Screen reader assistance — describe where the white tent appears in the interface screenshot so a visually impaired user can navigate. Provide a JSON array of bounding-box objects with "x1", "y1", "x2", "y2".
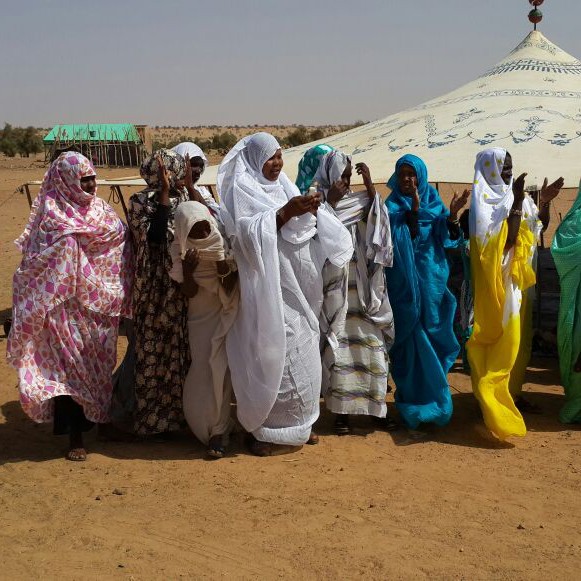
[{"x1": 201, "y1": 31, "x2": 581, "y2": 188}]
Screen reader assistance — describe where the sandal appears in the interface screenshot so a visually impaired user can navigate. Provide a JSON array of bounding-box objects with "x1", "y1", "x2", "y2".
[
  {"x1": 66, "y1": 447, "x2": 87, "y2": 462},
  {"x1": 306, "y1": 431, "x2": 319, "y2": 445},
  {"x1": 334, "y1": 414, "x2": 351, "y2": 436},
  {"x1": 207, "y1": 435, "x2": 225, "y2": 459}
]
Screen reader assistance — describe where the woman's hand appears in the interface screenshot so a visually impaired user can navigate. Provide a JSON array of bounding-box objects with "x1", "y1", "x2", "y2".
[
  {"x1": 284, "y1": 194, "x2": 320, "y2": 218},
  {"x1": 277, "y1": 194, "x2": 320, "y2": 229},
  {"x1": 157, "y1": 154, "x2": 170, "y2": 196},
  {"x1": 356, "y1": 162, "x2": 376, "y2": 199},
  {"x1": 326, "y1": 180, "x2": 349, "y2": 207},
  {"x1": 183, "y1": 153, "x2": 194, "y2": 192},
  {"x1": 411, "y1": 186, "x2": 420, "y2": 212},
  {"x1": 449, "y1": 189, "x2": 470, "y2": 220},
  {"x1": 513, "y1": 172, "x2": 527, "y2": 203},
  {"x1": 539, "y1": 176, "x2": 564, "y2": 205},
  {"x1": 182, "y1": 248, "x2": 199, "y2": 273},
  {"x1": 217, "y1": 260, "x2": 237, "y2": 293}
]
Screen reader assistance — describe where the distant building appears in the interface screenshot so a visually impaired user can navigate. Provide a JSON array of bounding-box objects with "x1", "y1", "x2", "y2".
[{"x1": 43, "y1": 123, "x2": 149, "y2": 167}]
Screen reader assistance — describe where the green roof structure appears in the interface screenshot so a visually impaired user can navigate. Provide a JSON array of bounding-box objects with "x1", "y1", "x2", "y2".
[{"x1": 44, "y1": 124, "x2": 141, "y2": 143}]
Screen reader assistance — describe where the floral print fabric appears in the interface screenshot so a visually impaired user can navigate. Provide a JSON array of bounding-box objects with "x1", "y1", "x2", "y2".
[
  {"x1": 7, "y1": 151, "x2": 133, "y2": 423},
  {"x1": 128, "y1": 186, "x2": 190, "y2": 435}
]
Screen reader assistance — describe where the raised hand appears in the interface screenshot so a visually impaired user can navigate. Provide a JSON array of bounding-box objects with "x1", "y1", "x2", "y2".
[
  {"x1": 355, "y1": 162, "x2": 372, "y2": 187},
  {"x1": 157, "y1": 154, "x2": 170, "y2": 195},
  {"x1": 539, "y1": 176, "x2": 564, "y2": 205},
  {"x1": 183, "y1": 153, "x2": 194, "y2": 191},
  {"x1": 513, "y1": 172, "x2": 527, "y2": 203},
  {"x1": 450, "y1": 189, "x2": 470, "y2": 219}
]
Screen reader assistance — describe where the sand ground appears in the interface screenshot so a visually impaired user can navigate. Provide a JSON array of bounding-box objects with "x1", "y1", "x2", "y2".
[{"x1": 0, "y1": 155, "x2": 579, "y2": 580}]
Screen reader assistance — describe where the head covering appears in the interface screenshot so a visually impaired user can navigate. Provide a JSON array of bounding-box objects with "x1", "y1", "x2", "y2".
[
  {"x1": 295, "y1": 144, "x2": 334, "y2": 194},
  {"x1": 469, "y1": 148, "x2": 514, "y2": 244},
  {"x1": 314, "y1": 150, "x2": 352, "y2": 192},
  {"x1": 173, "y1": 201, "x2": 225, "y2": 262},
  {"x1": 241, "y1": 132, "x2": 280, "y2": 176},
  {"x1": 140, "y1": 148, "x2": 186, "y2": 190},
  {"x1": 8, "y1": 152, "x2": 132, "y2": 362},
  {"x1": 218, "y1": 132, "x2": 318, "y2": 245},
  {"x1": 386, "y1": 154, "x2": 448, "y2": 222},
  {"x1": 172, "y1": 142, "x2": 209, "y2": 170}
]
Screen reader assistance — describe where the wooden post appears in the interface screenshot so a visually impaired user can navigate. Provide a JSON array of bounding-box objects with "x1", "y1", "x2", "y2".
[{"x1": 23, "y1": 184, "x2": 33, "y2": 208}]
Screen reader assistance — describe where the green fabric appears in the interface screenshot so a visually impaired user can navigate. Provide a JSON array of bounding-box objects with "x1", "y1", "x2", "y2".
[
  {"x1": 44, "y1": 124, "x2": 141, "y2": 143},
  {"x1": 295, "y1": 144, "x2": 334, "y2": 194},
  {"x1": 551, "y1": 184, "x2": 581, "y2": 423}
]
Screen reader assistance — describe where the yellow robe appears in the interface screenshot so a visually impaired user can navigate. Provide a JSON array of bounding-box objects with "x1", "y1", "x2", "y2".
[{"x1": 467, "y1": 220, "x2": 536, "y2": 440}]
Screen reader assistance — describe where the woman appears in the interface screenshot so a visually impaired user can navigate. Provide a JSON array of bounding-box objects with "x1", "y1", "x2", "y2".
[
  {"x1": 551, "y1": 182, "x2": 581, "y2": 424},
  {"x1": 218, "y1": 132, "x2": 353, "y2": 456},
  {"x1": 467, "y1": 148, "x2": 562, "y2": 439},
  {"x1": 172, "y1": 142, "x2": 221, "y2": 218},
  {"x1": 309, "y1": 148, "x2": 395, "y2": 434},
  {"x1": 128, "y1": 149, "x2": 190, "y2": 436},
  {"x1": 7, "y1": 152, "x2": 132, "y2": 461},
  {"x1": 169, "y1": 201, "x2": 239, "y2": 457},
  {"x1": 385, "y1": 154, "x2": 468, "y2": 430}
]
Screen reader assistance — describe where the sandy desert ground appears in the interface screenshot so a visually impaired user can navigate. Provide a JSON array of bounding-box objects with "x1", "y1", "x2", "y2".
[{"x1": 0, "y1": 152, "x2": 579, "y2": 580}]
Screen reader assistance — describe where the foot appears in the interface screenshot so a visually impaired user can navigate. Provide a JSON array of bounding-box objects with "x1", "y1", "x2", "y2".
[
  {"x1": 334, "y1": 414, "x2": 351, "y2": 436},
  {"x1": 67, "y1": 431, "x2": 87, "y2": 461},
  {"x1": 514, "y1": 396, "x2": 542, "y2": 415},
  {"x1": 66, "y1": 447, "x2": 87, "y2": 461},
  {"x1": 373, "y1": 415, "x2": 400, "y2": 432},
  {"x1": 306, "y1": 431, "x2": 319, "y2": 445},
  {"x1": 247, "y1": 436, "x2": 299, "y2": 457},
  {"x1": 207, "y1": 435, "x2": 225, "y2": 459}
]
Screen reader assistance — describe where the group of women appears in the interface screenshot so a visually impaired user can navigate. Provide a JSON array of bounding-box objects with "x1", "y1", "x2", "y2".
[{"x1": 7, "y1": 134, "x2": 581, "y2": 461}]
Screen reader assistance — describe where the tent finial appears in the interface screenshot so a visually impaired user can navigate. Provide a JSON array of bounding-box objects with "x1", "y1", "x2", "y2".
[{"x1": 528, "y1": 0, "x2": 544, "y2": 31}]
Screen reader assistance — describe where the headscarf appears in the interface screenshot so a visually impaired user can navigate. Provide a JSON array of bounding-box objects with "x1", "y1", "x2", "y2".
[
  {"x1": 386, "y1": 154, "x2": 449, "y2": 223},
  {"x1": 140, "y1": 148, "x2": 186, "y2": 190},
  {"x1": 173, "y1": 201, "x2": 225, "y2": 262},
  {"x1": 219, "y1": 132, "x2": 318, "y2": 245},
  {"x1": 172, "y1": 142, "x2": 209, "y2": 170},
  {"x1": 295, "y1": 144, "x2": 334, "y2": 194},
  {"x1": 469, "y1": 148, "x2": 514, "y2": 245},
  {"x1": 8, "y1": 152, "x2": 132, "y2": 361}
]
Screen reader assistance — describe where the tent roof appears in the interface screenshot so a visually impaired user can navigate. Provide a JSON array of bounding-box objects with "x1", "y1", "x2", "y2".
[
  {"x1": 199, "y1": 31, "x2": 581, "y2": 188},
  {"x1": 44, "y1": 124, "x2": 142, "y2": 143}
]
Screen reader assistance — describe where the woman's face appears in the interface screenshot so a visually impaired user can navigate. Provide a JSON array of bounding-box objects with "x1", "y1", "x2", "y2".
[
  {"x1": 501, "y1": 153, "x2": 513, "y2": 185},
  {"x1": 188, "y1": 220, "x2": 211, "y2": 240},
  {"x1": 190, "y1": 156, "x2": 205, "y2": 184},
  {"x1": 341, "y1": 162, "x2": 352, "y2": 188},
  {"x1": 80, "y1": 175, "x2": 97, "y2": 195},
  {"x1": 262, "y1": 149, "x2": 284, "y2": 182},
  {"x1": 397, "y1": 164, "x2": 417, "y2": 196}
]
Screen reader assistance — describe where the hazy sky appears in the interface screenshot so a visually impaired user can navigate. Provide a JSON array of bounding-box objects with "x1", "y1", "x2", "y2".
[{"x1": 1, "y1": 0, "x2": 579, "y2": 127}]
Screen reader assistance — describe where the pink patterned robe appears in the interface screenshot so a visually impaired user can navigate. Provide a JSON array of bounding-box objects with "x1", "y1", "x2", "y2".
[{"x1": 7, "y1": 152, "x2": 132, "y2": 424}]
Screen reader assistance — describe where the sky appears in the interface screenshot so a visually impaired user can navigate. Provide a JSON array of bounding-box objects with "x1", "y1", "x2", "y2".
[{"x1": 1, "y1": 0, "x2": 579, "y2": 127}]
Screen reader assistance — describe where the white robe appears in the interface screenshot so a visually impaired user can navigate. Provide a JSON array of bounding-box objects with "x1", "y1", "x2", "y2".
[{"x1": 218, "y1": 133, "x2": 353, "y2": 445}]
